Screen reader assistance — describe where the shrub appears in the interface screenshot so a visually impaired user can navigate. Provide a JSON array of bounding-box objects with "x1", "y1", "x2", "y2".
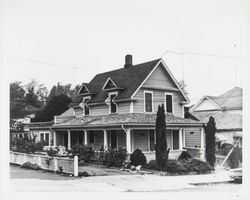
[
  {"x1": 143, "y1": 159, "x2": 212, "y2": 174},
  {"x1": 130, "y1": 149, "x2": 147, "y2": 167},
  {"x1": 69, "y1": 144, "x2": 95, "y2": 162},
  {"x1": 46, "y1": 146, "x2": 59, "y2": 157},
  {"x1": 21, "y1": 161, "x2": 41, "y2": 170},
  {"x1": 102, "y1": 147, "x2": 127, "y2": 167},
  {"x1": 178, "y1": 151, "x2": 192, "y2": 161}
]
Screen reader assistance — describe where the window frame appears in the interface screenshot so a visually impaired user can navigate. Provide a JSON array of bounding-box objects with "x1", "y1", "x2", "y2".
[
  {"x1": 82, "y1": 97, "x2": 91, "y2": 116},
  {"x1": 144, "y1": 90, "x2": 154, "y2": 113},
  {"x1": 165, "y1": 92, "x2": 174, "y2": 114},
  {"x1": 109, "y1": 92, "x2": 118, "y2": 114}
]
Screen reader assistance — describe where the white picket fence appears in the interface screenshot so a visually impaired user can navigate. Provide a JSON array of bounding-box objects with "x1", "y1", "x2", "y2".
[{"x1": 10, "y1": 151, "x2": 78, "y2": 176}]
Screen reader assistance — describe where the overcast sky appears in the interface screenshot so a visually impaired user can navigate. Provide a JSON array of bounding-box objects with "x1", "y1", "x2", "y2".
[{"x1": 2, "y1": 0, "x2": 248, "y2": 104}]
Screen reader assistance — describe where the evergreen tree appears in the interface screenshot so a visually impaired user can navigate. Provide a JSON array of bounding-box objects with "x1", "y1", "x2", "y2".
[
  {"x1": 155, "y1": 104, "x2": 170, "y2": 171},
  {"x1": 33, "y1": 94, "x2": 71, "y2": 122},
  {"x1": 204, "y1": 116, "x2": 216, "y2": 168}
]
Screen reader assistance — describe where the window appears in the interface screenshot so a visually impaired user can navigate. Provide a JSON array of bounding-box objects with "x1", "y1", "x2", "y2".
[
  {"x1": 172, "y1": 130, "x2": 179, "y2": 150},
  {"x1": 40, "y1": 133, "x2": 44, "y2": 142},
  {"x1": 144, "y1": 91, "x2": 153, "y2": 112},
  {"x1": 89, "y1": 131, "x2": 95, "y2": 143},
  {"x1": 83, "y1": 97, "x2": 90, "y2": 115},
  {"x1": 109, "y1": 93, "x2": 117, "y2": 113},
  {"x1": 149, "y1": 130, "x2": 155, "y2": 151},
  {"x1": 45, "y1": 133, "x2": 49, "y2": 145},
  {"x1": 165, "y1": 94, "x2": 173, "y2": 113}
]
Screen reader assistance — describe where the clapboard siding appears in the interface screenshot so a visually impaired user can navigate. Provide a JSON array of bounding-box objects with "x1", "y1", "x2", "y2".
[
  {"x1": 133, "y1": 130, "x2": 149, "y2": 151},
  {"x1": 133, "y1": 89, "x2": 184, "y2": 117},
  {"x1": 118, "y1": 102, "x2": 130, "y2": 114},
  {"x1": 90, "y1": 104, "x2": 109, "y2": 116},
  {"x1": 144, "y1": 64, "x2": 177, "y2": 88},
  {"x1": 184, "y1": 128, "x2": 201, "y2": 148}
]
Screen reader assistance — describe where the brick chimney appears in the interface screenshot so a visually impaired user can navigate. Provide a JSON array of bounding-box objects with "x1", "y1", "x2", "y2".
[{"x1": 124, "y1": 54, "x2": 133, "y2": 68}]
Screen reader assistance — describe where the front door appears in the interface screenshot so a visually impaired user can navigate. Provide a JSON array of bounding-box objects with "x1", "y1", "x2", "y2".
[{"x1": 111, "y1": 130, "x2": 117, "y2": 149}]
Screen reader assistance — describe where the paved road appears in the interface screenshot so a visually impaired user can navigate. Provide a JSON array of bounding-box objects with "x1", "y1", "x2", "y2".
[{"x1": 10, "y1": 165, "x2": 242, "y2": 194}]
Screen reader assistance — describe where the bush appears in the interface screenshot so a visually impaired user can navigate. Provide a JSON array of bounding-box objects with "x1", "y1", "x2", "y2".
[
  {"x1": 178, "y1": 151, "x2": 192, "y2": 161},
  {"x1": 143, "y1": 159, "x2": 212, "y2": 174},
  {"x1": 46, "y1": 146, "x2": 59, "y2": 157},
  {"x1": 102, "y1": 147, "x2": 127, "y2": 167},
  {"x1": 130, "y1": 149, "x2": 147, "y2": 167},
  {"x1": 69, "y1": 144, "x2": 95, "y2": 162},
  {"x1": 21, "y1": 161, "x2": 41, "y2": 170}
]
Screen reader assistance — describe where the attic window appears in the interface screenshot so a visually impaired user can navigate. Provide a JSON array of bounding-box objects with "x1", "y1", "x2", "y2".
[
  {"x1": 102, "y1": 77, "x2": 117, "y2": 90},
  {"x1": 165, "y1": 93, "x2": 173, "y2": 113}
]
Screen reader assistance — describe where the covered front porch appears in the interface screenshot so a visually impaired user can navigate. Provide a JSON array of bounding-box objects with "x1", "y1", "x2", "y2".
[{"x1": 51, "y1": 127, "x2": 205, "y2": 161}]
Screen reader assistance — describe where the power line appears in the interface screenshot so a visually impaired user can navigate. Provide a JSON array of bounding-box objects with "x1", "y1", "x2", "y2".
[
  {"x1": 161, "y1": 50, "x2": 244, "y2": 59},
  {"x1": 9, "y1": 57, "x2": 81, "y2": 70}
]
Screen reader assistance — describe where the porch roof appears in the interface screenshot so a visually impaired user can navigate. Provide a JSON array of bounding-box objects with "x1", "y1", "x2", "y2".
[{"x1": 52, "y1": 113, "x2": 203, "y2": 129}]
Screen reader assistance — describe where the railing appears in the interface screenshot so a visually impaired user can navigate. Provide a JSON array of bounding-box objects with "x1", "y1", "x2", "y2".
[{"x1": 10, "y1": 151, "x2": 78, "y2": 176}]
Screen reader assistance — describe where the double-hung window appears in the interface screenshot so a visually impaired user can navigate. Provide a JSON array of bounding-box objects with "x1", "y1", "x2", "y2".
[
  {"x1": 144, "y1": 91, "x2": 153, "y2": 113},
  {"x1": 83, "y1": 97, "x2": 90, "y2": 116},
  {"x1": 165, "y1": 93, "x2": 173, "y2": 113},
  {"x1": 109, "y1": 93, "x2": 117, "y2": 114}
]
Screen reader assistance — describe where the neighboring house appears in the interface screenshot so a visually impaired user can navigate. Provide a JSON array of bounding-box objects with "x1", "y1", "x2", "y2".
[
  {"x1": 27, "y1": 121, "x2": 54, "y2": 145},
  {"x1": 47, "y1": 55, "x2": 205, "y2": 161},
  {"x1": 190, "y1": 87, "x2": 242, "y2": 147}
]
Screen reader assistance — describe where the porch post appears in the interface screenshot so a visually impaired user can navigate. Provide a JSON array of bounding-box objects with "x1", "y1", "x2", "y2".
[
  {"x1": 200, "y1": 128, "x2": 205, "y2": 160},
  {"x1": 103, "y1": 130, "x2": 108, "y2": 150},
  {"x1": 126, "y1": 129, "x2": 132, "y2": 153},
  {"x1": 201, "y1": 128, "x2": 205, "y2": 148},
  {"x1": 179, "y1": 128, "x2": 183, "y2": 150},
  {"x1": 49, "y1": 132, "x2": 52, "y2": 146},
  {"x1": 84, "y1": 130, "x2": 88, "y2": 145},
  {"x1": 67, "y1": 130, "x2": 71, "y2": 149},
  {"x1": 53, "y1": 131, "x2": 57, "y2": 146}
]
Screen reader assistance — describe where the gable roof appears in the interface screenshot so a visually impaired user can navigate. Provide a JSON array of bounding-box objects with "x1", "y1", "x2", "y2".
[
  {"x1": 102, "y1": 77, "x2": 118, "y2": 90},
  {"x1": 191, "y1": 111, "x2": 242, "y2": 131},
  {"x1": 70, "y1": 58, "x2": 189, "y2": 106},
  {"x1": 192, "y1": 87, "x2": 242, "y2": 111}
]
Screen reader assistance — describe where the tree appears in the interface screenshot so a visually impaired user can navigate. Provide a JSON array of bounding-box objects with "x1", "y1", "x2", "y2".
[
  {"x1": 155, "y1": 104, "x2": 170, "y2": 171},
  {"x1": 204, "y1": 116, "x2": 216, "y2": 168},
  {"x1": 33, "y1": 94, "x2": 71, "y2": 122},
  {"x1": 25, "y1": 79, "x2": 48, "y2": 108},
  {"x1": 10, "y1": 82, "x2": 28, "y2": 132},
  {"x1": 47, "y1": 83, "x2": 81, "y2": 101}
]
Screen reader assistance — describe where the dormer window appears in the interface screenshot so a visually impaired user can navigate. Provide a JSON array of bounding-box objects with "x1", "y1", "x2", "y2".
[
  {"x1": 144, "y1": 91, "x2": 153, "y2": 113},
  {"x1": 80, "y1": 97, "x2": 90, "y2": 116},
  {"x1": 165, "y1": 93, "x2": 173, "y2": 113},
  {"x1": 106, "y1": 92, "x2": 118, "y2": 114}
]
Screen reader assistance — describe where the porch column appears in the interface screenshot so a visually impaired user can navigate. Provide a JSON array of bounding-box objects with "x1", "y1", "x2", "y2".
[
  {"x1": 67, "y1": 130, "x2": 71, "y2": 149},
  {"x1": 84, "y1": 130, "x2": 88, "y2": 145},
  {"x1": 103, "y1": 130, "x2": 108, "y2": 150},
  {"x1": 201, "y1": 128, "x2": 205, "y2": 148},
  {"x1": 126, "y1": 129, "x2": 132, "y2": 153},
  {"x1": 53, "y1": 131, "x2": 57, "y2": 146},
  {"x1": 179, "y1": 129, "x2": 183, "y2": 150},
  {"x1": 49, "y1": 132, "x2": 52, "y2": 146},
  {"x1": 200, "y1": 128, "x2": 205, "y2": 160}
]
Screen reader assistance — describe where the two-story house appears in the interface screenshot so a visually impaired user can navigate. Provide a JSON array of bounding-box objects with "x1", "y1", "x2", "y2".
[
  {"x1": 51, "y1": 55, "x2": 205, "y2": 161},
  {"x1": 190, "y1": 87, "x2": 242, "y2": 147}
]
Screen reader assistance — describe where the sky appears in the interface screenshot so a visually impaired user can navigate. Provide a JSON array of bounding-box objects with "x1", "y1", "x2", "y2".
[{"x1": 1, "y1": 0, "x2": 248, "y2": 104}]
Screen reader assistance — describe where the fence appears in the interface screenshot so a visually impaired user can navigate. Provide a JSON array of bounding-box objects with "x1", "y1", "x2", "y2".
[{"x1": 10, "y1": 151, "x2": 78, "y2": 176}]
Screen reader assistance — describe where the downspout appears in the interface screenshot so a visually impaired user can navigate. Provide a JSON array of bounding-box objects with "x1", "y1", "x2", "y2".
[{"x1": 121, "y1": 124, "x2": 127, "y2": 133}]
